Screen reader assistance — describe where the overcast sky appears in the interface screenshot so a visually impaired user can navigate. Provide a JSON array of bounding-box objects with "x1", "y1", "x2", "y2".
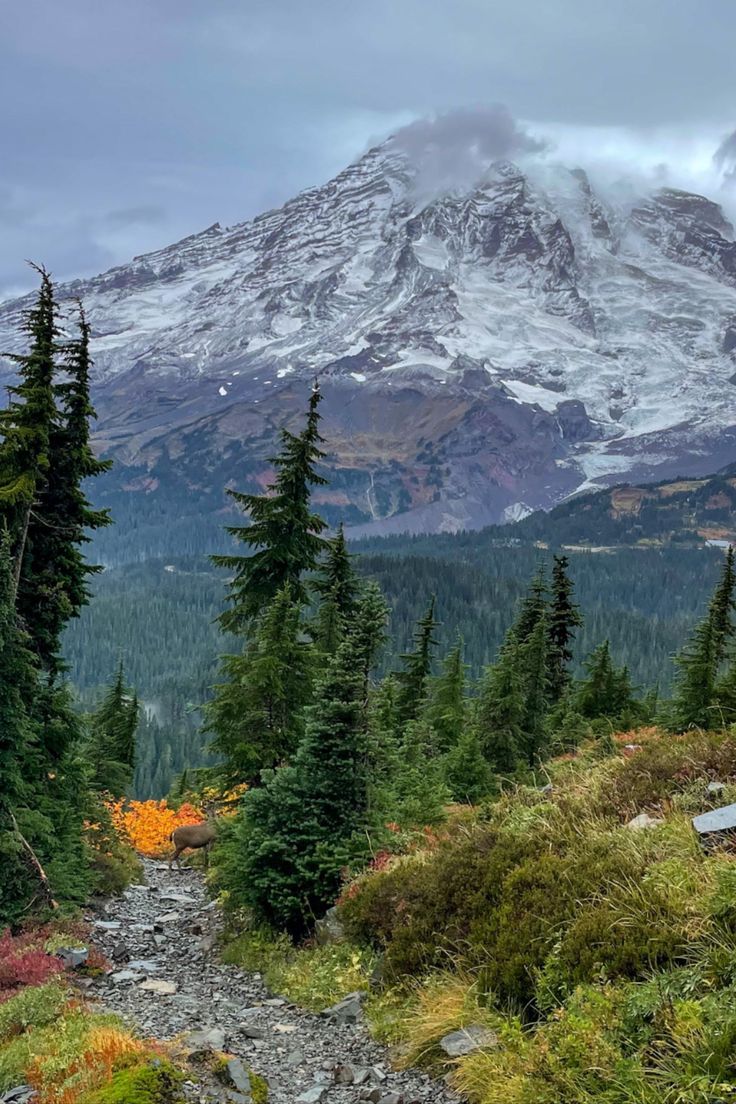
[{"x1": 2, "y1": 0, "x2": 735, "y2": 297}]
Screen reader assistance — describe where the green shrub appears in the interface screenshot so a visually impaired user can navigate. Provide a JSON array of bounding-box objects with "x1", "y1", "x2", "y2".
[
  {"x1": 77, "y1": 1061, "x2": 184, "y2": 1104},
  {"x1": 222, "y1": 928, "x2": 375, "y2": 1011},
  {"x1": 340, "y1": 819, "x2": 546, "y2": 981},
  {"x1": 0, "y1": 981, "x2": 69, "y2": 1042},
  {"x1": 603, "y1": 730, "x2": 736, "y2": 819}
]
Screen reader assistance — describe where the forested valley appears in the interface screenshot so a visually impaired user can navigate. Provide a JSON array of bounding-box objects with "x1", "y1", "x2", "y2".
[{"x1": 65, "y1": 539, "x2": 726, "y2": 796}]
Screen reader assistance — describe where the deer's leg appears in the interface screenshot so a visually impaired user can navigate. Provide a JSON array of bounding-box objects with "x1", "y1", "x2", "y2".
[
  {"x1": 169, "y1": 847, "x2": 183, "y2": 872},
  {"x1": 203, "y1": 842, "x2": 212, "y2": 870}
]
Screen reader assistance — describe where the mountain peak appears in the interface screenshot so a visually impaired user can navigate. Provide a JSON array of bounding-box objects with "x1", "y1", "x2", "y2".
[{"x1": 1, "y1": 142, "x2": 736, "y2": 539}]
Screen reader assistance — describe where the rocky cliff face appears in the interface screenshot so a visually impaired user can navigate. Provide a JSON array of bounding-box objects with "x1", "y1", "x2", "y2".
[{"x1": 2, "y1": 138, "x2": 736, "y2": 542}]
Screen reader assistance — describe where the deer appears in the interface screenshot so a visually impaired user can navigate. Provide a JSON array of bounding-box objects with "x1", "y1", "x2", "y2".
[{"x1": 168, "y1": 809, "x2": 217, "y2": 872}]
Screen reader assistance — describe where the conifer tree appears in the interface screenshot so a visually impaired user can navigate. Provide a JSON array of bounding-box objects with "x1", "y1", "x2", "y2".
[
  {"x1": 672, "y1": 549, "x2": 736, "y2": 730},
  {"x1": 443, "y1": 727, "x2": 493, "y2": 805},
  {"x1": 389, "y1": 716, "x2": 449, "y2": 826},
  {"x1": 214, "y1": 386, "x2": 328, "y2": 631},
  {"x1": 88, "y1": 663, "x2": 139, "y2": 794},
  {"x1": 206, "y1": 585, "x2": 313, "y2": 786},
  {"x1": 0, "y1": 532, "x2": 38, "y2": 821},
  {"x1": 518, "y1": 612, "x2": 550, "y2": 764},
  {"x1": 547, "y1": 554, "x2": 582, "y2": 702},
  {"x1": 396, "y1": 596, "x2": 439, "y2": 727},
  {"x1": 16, "y1": 302, "x2": 111, "y2": 674},
  {"x1": 513, "y1": 564, "x2": 548, "y2": 643},
  {"x1": 576, "y1": 640, "x2": 637, "y2": 721},
  {"x1": 475, "y1": 642, "x2": 525, "y2": 774},
  {"x1": 349, "y1": 581, "x2": 390, "y2": 705},
  {"x1": 220, "y1": 615, "x2": 377, "y2": 935},
  {"x1": 425, "y1": 636, "x2": 467, "y2": 753},
  {"x1": 710, "y1": 546, "x2": 736, "y2": 664},
  {"x1": 313, "y1": 523, "x2": 359, "y2": 655},
  {"x1": 0, "y1": 265, "x2": 57, "y2": 596}
]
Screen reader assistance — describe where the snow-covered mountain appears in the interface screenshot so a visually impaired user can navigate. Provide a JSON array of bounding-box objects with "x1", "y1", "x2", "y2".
[{"x1": 2, "y1": 137, "x2": 736, "y2": 541}]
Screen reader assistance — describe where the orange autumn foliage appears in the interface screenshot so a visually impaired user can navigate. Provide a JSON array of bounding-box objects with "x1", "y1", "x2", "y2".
[
  {"x1": 106, "y1": 799, "x2": 204, "y2": 858},
  {"x1": 26, "y1": 1025, "x2": 151, "y2": 1104}
]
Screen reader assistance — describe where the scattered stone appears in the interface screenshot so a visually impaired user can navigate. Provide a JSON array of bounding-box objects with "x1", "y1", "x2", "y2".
[
  {"x1": 111, "y1": 969, "x2": 144, "y2": 984},
  {"x1": 377, "y1": 1094, "x2": 403, "y2": 1104},
  {"x1": 159, "y1": 891, "x2": 196, "y2": 906},
  {"x1": 223, "y1": 1058, "x2": 252, "y2": 1096},
  {"x1": 239, "y1": 1024, "x2": 267, "y2": 1040},
  {"x1": 708, "y1": 781, "x2": 726, "y2": 796},
  {"x1": 88, "y1": 857, "x2": 460, "y2": 1104},
  {"x1": 626, "y1": 812, "x2": 664, "y2": 830},
  {"x1": 54, "y1": 946, "x2": 89, "y2": 969},
  {"x1": 184, "y1": 1026, "x2": 226, "y2": 1052},
  {"x1": 359, "y1": 1090, "x2": 382, "y2": 1104},
  {"x1": 93, "y1": 920, "x2": 121, "y2": 931},
  {"x1": 439, "y1": 1024, "x2": 499, "y2": 1058},
  {"x1": 127, "y1": 959, "x2": 160, "y2": 973},
  {"x1": 110, "y1": 942, "x2": 129, "y2": 963},
  {"x1": 296, "y1": 1086, "x2": 328, "y2": 1104},
  {"x1": 138, "y1": 978, "x2": 178, "y2": 995},
  {"x1": 334, "y1": 1064, "x2": 356, "y2": 1084},
  {"x1": 0, "y1": 1087, "x2": 37, "y2": 1104},
  {"x1": 314, "y1": 905, "x2": 345, "y2": 945},
  {"x1": 539, "y1": 782, "x2": 554, "y2": 795},
  {"x1": 154, "y1": 911, "x2": 181, "y2": 924},
  {"x1": 322, "y1": 991, "x2": 366, "y2": 1025}
]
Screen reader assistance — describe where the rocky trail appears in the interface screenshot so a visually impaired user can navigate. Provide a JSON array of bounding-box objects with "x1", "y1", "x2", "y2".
[{"x1": 85, "y1": 859, "x2": 458, "y2": 1104}]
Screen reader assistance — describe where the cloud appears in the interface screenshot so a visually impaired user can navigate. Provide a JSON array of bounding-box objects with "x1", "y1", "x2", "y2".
[
  {"x1": 104, "y1": 205, "x2": 166, "y2": 229},
  {"x1": 388, "y1": 106, "x2": 548, "y2": 195},
  {"x1": 4, "y1": 1, "x2": 736, "y2": 293},
  {"x1": 714, "y1": 129, "x2": 736, "y2": 181}
]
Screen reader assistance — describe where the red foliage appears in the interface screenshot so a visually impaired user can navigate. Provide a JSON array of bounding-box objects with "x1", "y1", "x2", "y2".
[{"x1": 0, "y1": 928, "x2": 64, "y2": 998}]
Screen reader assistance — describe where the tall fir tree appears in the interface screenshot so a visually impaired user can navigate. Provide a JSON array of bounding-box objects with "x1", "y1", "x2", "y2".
[
  {"x1": 395, "y1": 596, "x2": 439, "y2": 727},
  {"x1": 672, "y1": 548, "x2": 736, "y2": 730},
  {"x1": 474, "y1": 641, "x2": 526, "y2": 774},
  {"x1": 518, "y1": 612, "x2": 550, "y2": 765},
  {"x1": 576, "y1": 640, "x2": 637, "y2": 721},
  {"x1": 213, "y1": 385, "x2": 328, "y2": 631},
  {"x1": 443, "y1": 726, "x2": 493, "y2": 805},
  {"x1": 16, "y1": 302, "x2": 111, "y2": 674},
  {"x1": 88, "y1": 663, "x2": 139, "y2": 794},
  {"x1": 219, "y1": 615, "x2": 377, "y2": 935},
  {"x1": 0, "y1": 265, "x2": 57, "y2": 596},
  {"x1": 547, "y1": 554, "x2": 582, "y2": 703},
  {"x1": 425, "y1": 636, "x2": 467, "y2": 753},
  {"x1": 206, "y1": 585, "x2": 313, "y2": 786},
  {"x1": 0, "y1": 532, "x2": 38, "y2": 825},
  {"x1": 313, "y1": 523, "x2": 359, "y2": 655},
  {"x1": 512, "y1": 564, "x2": 548, "y2": 644},
  {"x1": 710, "y1": 545, "x2": 736, "y2": 664}
]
